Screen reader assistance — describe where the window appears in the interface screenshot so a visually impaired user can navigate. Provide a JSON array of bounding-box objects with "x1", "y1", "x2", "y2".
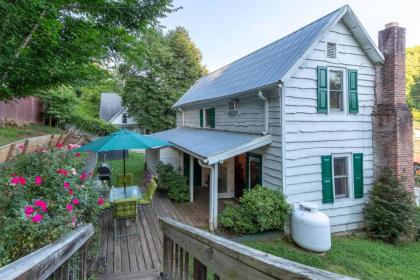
[
  {"x1": 122, "y1": 113, "x2": 128, "y2": 124},
  {"x1": 246, "y1": 153, "x2": 262, "y2": 188},
  {"x1": 329, "y1": 70, "x2": 344, "y2": 111},
  {"x1": 327, "y1": 42, "x2": 337, "y2": 58},
  {"x1": 333, "y1": 157, "x2": 349, "y2": 199},
  {"x1": 205, "y1": 108, "x2": 215, "y2": 128}
]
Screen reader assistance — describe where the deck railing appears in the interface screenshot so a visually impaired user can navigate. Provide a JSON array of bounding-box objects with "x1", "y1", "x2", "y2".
[
  {"x1": 0, "y1": 224, "x2": 94, "y2": 280},
  {"x1": 160, "y1": 217, "x2": 357, "y2": 280}
]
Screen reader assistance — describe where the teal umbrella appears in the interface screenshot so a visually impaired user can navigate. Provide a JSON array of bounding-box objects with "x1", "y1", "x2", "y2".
[{"x1": 75, "y1": 129, "x2": 171, "y2": 195}]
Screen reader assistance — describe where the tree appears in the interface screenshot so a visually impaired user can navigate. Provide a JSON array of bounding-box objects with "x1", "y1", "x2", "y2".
[
  {"x1": 121, "y1": 27, "x2": 207, "y2": 132},
  {"x1": 406, "y1": 46, "x2": 420, "y2": 115},
  {"x1": 0, "y1": 0, "x2": 172, "y2": 101}
]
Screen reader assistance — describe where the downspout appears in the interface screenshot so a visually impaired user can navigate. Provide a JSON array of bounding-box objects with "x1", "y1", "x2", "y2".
[
  {"x1": 258, "y1": 91, "x2": 269, "y2": 135},
  {"x1": 178, "y1": 107, "x2": 184, "y2": 127}
]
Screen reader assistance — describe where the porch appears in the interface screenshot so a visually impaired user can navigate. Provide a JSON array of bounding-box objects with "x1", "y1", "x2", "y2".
[
  {"x1": 97, "y1": 188, "x2": 230, "y2": 279},
  {"x1": 150, "y1": 127, "x2": 272, "y2": 231}
]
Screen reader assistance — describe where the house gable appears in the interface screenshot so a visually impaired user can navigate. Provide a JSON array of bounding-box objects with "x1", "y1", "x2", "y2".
[{"x1": 282, "y1": 19, "x2": 376, "y2": 232}]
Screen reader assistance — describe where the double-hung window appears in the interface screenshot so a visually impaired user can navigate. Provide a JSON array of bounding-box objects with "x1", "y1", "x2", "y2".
[
  {"x1": 321, "y1": 153, "x2": 364, "y2": 204},
  {"x1": 329, "y1": 70, "x2": 344, "y2": 112},
  {"x1": 333, "y1": 156, "x2": 349, "y2": 199}
]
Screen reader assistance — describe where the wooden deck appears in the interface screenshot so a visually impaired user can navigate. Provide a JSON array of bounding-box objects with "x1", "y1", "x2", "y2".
[{"x1": 97, "y1": 188, "x2": 226, "y2": 280}]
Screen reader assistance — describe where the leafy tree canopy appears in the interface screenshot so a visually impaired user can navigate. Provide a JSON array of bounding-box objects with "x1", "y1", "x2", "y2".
[
  {"x1": 407, "y1": 46, "x2": 420, "y2": 117},
  {"x1": 0, "y1": 0, "x2": 172, "y2": 101},
  {"x1": 121, "y1": 27, "x2": 207, "y2": 132}
]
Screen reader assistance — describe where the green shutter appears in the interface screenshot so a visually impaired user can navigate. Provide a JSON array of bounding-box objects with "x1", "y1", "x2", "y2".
[
  {"x1": 353, "y1": 153, "x2": 364, "y2": 198},
  {"x1": 317, "y1": 66, "x2": 328, "y2": 113},
  {"x1": 209, "y1": 107, "x2": 215, "y2": 128},
  {"x1": 348, "y1": 69, "x2": 358, "y2": 113},
  {"x1": 321, "y1": 155, "x2": 334, "y2": 203},
  {"x1": 199, "y1": 109, "x2": 203, "y2": 127}
]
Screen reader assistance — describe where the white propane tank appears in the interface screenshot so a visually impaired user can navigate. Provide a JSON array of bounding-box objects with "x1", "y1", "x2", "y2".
[{"x1": 291, "y1": 202, "x2": 331, "y2": 253}]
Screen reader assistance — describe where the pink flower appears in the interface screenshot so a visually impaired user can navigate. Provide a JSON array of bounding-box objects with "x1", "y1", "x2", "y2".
[
  {"x1": 66, "y1": 203, "x2": 73, "y2": 212},
  {"x1": 57, "y1": 168, "x2": 68, "y2": 176},
  {"x1": 56, "y1": 143, "x2": 64, "y2": 149},
  {"x1": 24, "y1": 205, "x2": 34, "y2": 217},
  {"x1": 32, "y1": 214, "x2": 43, "y2": 223},
  {"x1": 75, "y1": 152, "x2": 81, "y2": 157},
  {"x1": 63, "y1": 181, "x2": 70, "y2": 189},
  {"x1": 72, "y1": 198, "x2": 79, "y2": 205},
  {"x1": 79, "y1": 172, "x2": 87, "y2": 181},
  {"x1": 35, "y1": 175, "x2": 43, "y2": 186},
  {"x1": 18, "y1": 144, "x2": 24, "y2": 151},
  {"x1": 68, "y1": 188, "x2": 74, "y2": 195},
  {"x1": 18, "y1": 176, "x2": 26, "y2": 185},
  {"x1": 34, "y1": 200, "x2": 48, "y2": 212},
  {"x1": 97, "y1": 197, "x2": 104, "y2": 206},
  {"x1": 10, "y1": 177, "x2": 19, "y2": 185},
  {"x1": 10, "y1": 176, "x2": 26, "y2": 186}
]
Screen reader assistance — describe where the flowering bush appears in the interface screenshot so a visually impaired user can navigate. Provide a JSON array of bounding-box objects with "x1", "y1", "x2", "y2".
[{"x1": 0, "y1": 145, "x2": 107, "y2": 266}]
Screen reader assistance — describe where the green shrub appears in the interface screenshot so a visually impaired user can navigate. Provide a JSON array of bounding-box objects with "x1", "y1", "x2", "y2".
[
  {"x1": 365, "y1": 169, "x2": 417, "y2": 243},
  {"x1": 156, "y1": 162, "x2": 189, "y2": 202},
  {"x1": 219, "y1": 202, "x2": 257, "y2": 234},
  {"x1": 0, "y1": 146, "x2": 107, "y2": 265},
  {"x1": 67, "y1": 113, "x2": 117, "y2": 135},
  {"x1": 220, "y1": 185, "x2": 291, "y2": 234}
]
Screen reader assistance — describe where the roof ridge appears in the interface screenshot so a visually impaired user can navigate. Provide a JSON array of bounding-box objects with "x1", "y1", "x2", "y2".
[{"x1": 198, "y1": 6, "x2": 345, "y2": 80}]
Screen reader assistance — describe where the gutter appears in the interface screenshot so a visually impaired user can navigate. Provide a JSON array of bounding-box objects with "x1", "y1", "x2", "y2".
[{"x1": 257, "y1": 91, "x2": 269, "y2": 135}]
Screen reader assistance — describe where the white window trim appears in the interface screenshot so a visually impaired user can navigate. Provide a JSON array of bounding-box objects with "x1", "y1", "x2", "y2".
[
  {"x1": 332, "y1": 153, "x2": 353, "y2": 202},
  {"x1": 327, "y1": 67, "x2": 347, "y2": 115}
]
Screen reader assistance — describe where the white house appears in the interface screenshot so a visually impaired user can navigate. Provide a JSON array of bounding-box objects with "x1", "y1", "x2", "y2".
[
  {"x1": 146, "y1": 5, "x2": 413, "y2": 233},
  {"x1": 99, "y1": 92, "x2": 145, "y2": 134}
]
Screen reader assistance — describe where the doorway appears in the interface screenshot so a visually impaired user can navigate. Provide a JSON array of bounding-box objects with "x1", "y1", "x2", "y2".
[{"x1": 234, "y1": 154, "x2": 246, "y2": 198}]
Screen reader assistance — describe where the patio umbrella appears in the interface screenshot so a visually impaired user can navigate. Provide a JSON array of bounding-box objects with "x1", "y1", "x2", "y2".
[{"x1": 75, "y1": 129, "x2": 171, "y2": 195}]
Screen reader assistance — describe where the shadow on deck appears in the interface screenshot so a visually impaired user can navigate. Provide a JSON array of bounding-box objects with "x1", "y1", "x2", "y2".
[{"x1": 97, "y1": 190, "x2": 212, "y2": 279}]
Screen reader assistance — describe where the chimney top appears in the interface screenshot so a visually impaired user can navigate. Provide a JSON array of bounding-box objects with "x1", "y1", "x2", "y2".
[{"x1": 385, "y1": 22, "x2": 399, "y2": 28}]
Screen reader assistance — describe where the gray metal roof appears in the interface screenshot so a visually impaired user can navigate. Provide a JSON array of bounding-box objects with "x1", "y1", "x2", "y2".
[
  {"x1": 99, "y1": 92, "x2": 123, "y2": 122},
  {"x1": 152, "y1": 128, "x2": 269, "y2": 162},
  {"x1": 174, "y1": 5, "x2": 383, "y2": 108}
]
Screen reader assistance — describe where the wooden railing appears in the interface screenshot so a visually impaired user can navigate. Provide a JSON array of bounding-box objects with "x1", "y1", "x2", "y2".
[
  {"x1": 0, "y1": 224, "x2": 94, "y2": 280},
  {"x1": 160, "y1": 218, "x2": 357, "y2": 280}
]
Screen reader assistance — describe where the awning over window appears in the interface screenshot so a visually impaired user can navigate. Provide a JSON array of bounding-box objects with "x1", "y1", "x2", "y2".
[{"x1": 151, "y1": 128, "x2": 272, "y2": 165}]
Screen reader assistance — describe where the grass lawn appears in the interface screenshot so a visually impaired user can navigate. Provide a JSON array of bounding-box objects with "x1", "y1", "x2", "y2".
[
  {"x1": 0, "y1": 124, "x2": 64, "y2": 146},
  {"x1": 98, "y1": 151, "x2": 145, "y2": 186},
  {"x1": 243, "y1": 236, "x2": 420, "y2": 280}
]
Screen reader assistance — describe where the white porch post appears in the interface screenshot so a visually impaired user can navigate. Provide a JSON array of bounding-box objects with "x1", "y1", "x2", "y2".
[
  {"x1": 189, "y1": 155, "x2": 194, "y2": 202},
  {"x1": 209, "y1": 163, "x2": 219, "y2": 232}
]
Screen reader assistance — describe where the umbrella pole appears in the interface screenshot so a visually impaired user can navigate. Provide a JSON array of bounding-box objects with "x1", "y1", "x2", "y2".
[{"x1": 123, "y1": 150, "x2": 126, "y2": 196}]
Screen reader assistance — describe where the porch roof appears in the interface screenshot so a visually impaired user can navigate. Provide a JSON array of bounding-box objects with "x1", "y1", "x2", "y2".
[{"x1": 151, "y1": 128, "x2": 272, "y2": 165}]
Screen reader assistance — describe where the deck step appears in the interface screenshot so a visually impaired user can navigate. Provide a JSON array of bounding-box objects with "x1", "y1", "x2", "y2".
[{"x1": 98, "y1": 269, "x2": 162, "y2": 280}]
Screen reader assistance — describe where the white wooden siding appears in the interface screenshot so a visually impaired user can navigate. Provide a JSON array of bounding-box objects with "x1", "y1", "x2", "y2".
[
  {"x1": 283, "y1": 20, "x2": 375, "y2": 232},
  {"x1": 176, "y1": 88, "x2": 283, "y2": 191}
]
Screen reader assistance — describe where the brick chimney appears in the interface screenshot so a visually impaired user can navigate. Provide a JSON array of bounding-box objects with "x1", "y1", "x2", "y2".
[{"x1": 373, "y1": 22, "x2": 414, "y2": 191}]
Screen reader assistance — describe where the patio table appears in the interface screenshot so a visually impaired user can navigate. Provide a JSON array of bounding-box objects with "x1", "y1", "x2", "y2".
[{"x1": 109, "y1": 185, "x2": 142, "y2": 202}]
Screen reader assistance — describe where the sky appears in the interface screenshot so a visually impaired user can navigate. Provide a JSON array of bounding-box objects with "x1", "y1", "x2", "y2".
[{"x1": 161, "y1": 0, "x2": 420, "y2": 72}]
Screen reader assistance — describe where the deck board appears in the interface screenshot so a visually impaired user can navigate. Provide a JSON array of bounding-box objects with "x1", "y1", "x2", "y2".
[{"x1": 97, "y1": 189, "x2": 224, "y2": 279}]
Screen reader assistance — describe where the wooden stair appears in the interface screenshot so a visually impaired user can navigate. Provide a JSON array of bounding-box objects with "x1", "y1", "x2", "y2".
[{"x1": 98, "y1": 269, "x2": 162, "y2": 280}]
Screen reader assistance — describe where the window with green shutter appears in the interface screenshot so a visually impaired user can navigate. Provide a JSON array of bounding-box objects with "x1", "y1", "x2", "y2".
[
  {"x1": 348, "y1": 69, "x2": 358, "y2": 113},
  {"x1": 353, "y1": 153, "x2": 364, "y2": 198},
  {"x1": 321, "y1": 155, "x2": 334, "y2": 203},
  {"x1": 199, "y1": 109, "x2": 203, "y2": 127},
  {"x1": 317, "y1": 66, "x2": 328, "y2": 113},
  {"x1": 205, "y1": 107, "x2": 215, "y2": 128}
]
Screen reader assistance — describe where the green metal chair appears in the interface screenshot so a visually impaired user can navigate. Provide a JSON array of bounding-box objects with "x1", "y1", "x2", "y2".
[
  {"x1": 116, "y1": 173, "x2": 133, "y2": 187},
  {"x1": 139, "y1": 177, "x2": 157, "y2": 205},
  {"x1": 113, "y1": 197, "x2": 138, "y2": 241}
]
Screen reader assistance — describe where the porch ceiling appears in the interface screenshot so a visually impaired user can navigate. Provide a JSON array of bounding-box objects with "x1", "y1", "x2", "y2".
[{"x1": 151, "y1": 128, "x2": 272, "y2": 165}]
